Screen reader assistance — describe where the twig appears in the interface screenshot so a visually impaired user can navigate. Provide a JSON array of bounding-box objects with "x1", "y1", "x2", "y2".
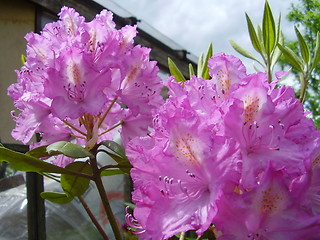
[
  {"x1": 90, "y1": 155, "x2": 123, "y2": 240},
  {"x1": 78, "y1": 196, "x2": 110, "y2": 240}
]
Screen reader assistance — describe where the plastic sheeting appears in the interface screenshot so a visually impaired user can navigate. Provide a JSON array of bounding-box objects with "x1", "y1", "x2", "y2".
[{"x1": 0, "y1": 173, "x2": 126, "y2": 240}]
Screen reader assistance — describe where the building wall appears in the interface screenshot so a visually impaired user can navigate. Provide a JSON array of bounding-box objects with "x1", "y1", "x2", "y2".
[{"x1": 0, "y1": 0, "x2": 35, "y2": 144}]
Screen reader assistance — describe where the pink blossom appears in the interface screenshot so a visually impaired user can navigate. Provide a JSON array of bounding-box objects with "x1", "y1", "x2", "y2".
[
  {"x1": 125, "y1": 207, "x2": 152, "y2": 240},
  {"x1": 8, "y1": 7, "x2": 163, "y2": 167},
  {"x1": 121, "y1": 112, "x2": 153, "y2": 147},
  {"x1": 126, "y1": 53, "x2": 320, "y2": 238},
  {"x1": 223, "y1": 72, "x2": 317, "y2": 189},
  {"x1": 290, "y1": 144, "x2": 320, "y2": 215},
  {"x1": 10, "y1": 100, "x2": 52, "y2": 144},
  {"x1": 44, "y1": 47, "x2": 111, "y2": 119},
  {"x1": 126, "y1": 77, "x2": 241, "y2": 239},
  {"x1": 208, "y1": 52, "x2": 246, "y2": 99},
  {"x1": 115, "y1": 45, "x2": 163, "y2": 117},
  {"x1": 214, "y1": 166, "x2": 320, "y2": 240}
]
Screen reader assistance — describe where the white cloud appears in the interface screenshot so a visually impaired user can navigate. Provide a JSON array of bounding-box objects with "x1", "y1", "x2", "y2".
[{"x1": 98, "y1": 0, "x2": 300, "y2": 73}]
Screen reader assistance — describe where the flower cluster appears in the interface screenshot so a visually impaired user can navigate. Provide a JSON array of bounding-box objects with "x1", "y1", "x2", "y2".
[
  {"x1": 8, "y1": 7, "x2": 163, "y2": 166},
  {"x1": 7, "y1": 6, "x2": 320, "y2": 239},
  {"x1": 126, "y1": 53, "x2": 320, "y2": 239}
]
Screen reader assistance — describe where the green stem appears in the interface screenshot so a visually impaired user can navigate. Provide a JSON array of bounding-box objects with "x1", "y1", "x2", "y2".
[
  {"x1": 266, "y1": 55, "x2": 272, "y2": 83},
  {"x1": 90, "y1": 156, "x2": 122, "y2": 240},
  {"x1": 299, "y1": 70, "x2": 309, "y2": 103},
  {"x1": 299, "y1": 76, "x2": 307, "y2": 103},
  {"x1": 78, "y1": 196, "x2": 110, "y2": 240}
]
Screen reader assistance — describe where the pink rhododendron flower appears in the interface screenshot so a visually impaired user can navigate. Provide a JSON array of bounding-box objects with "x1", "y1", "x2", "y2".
[
  {"x1": 126, "y1": 77, "x2": 241, "y2": 239},
  {"x1": 214, "y1": 166, "x2": 320, "y2": 240},
  {"x1": 126, "y1": 53, "x2": 320, "y2": 239},
  {"x1": 8, "y1": 7, "x2": 163, "y2": 167},
  {"x1": 115, "y1": 45, "x2": 163, "y2": 117},
  {"x1": 208, "y1": 52, "x2": 246, "y2": 99},
  {"x1": 290, "y1": 146, "x2": 320, "y2": 215},
  {"x1": 44, "y1": 47, "x2": 110, "y2": 119},
  {"x1": 223, "y1": 72, "x2": 318, "y2": 189}
]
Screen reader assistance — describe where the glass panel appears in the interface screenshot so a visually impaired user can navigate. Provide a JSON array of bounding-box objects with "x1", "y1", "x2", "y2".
[{"x1": 44, "y1": 174, "x2": 126, "y2": 240}]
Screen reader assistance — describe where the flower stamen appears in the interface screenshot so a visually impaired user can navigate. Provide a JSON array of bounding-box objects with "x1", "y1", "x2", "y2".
[
  {"x1": 62, "y1": 120, "x2": 87, "y2": 137},
  {"x1": 98, "y1": 120, "x2": 124, "y2": 137},
  {"x1": 98, "y1": 97, "x2": 117, "y2": 128}
]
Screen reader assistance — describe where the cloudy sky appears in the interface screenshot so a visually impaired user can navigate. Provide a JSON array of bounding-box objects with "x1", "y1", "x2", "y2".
[{"x1": 96, "y1": 0, "x2": 300, "y2": 73}]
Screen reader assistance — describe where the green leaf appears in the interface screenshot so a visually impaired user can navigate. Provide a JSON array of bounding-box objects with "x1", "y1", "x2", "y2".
[
  {"x1": 311, "y1": 32, "x2": 320, "y2": 71},
  {"x1": 271, "y1": 32, "x2": 283, "y2": 69},
  {"x1": 124, "y1": 202, "x2": 135, "y2": 209},
  {"x1": 257, "y1": 25, "x2": 263, "y2": 43},
  {"x1": 47, "y1": 141, "x2": 94, "y2": 159},
  {"x1": 262, "y1": 1, "x2": 276, "y2": 54},
  {"x1": 21, "y1": 54, "x2": 26, "y2": 65},
  {"x1": 117, "y1": 163, "x2": 132, "y2": 174},
  {"x1": 61, "y1": 161, "x2": 92, "y2": 197},
  {"x1": 271, "y1": 45, "x2": 282, "y2": 69},
  {"x1": 168, "y1": 58, "x2": 186, "y2": 82},
  {"x1": 256, "y1": 26, "x2": 267, "y2": 63},
  {"x1": 100, "y1": 140, "x2": 127, "y2": 163},
  {"x1": 100, "y1": 168, "x2": 127, "y2": 176},
  {"x1": 229, "y1": 40, "x2": 261, "y2": 64},
  {"x1": 200, "y1": 43, "x2": 213, "y2": 79},
  {"x1": 270, "y1": 15, "x2": 283, "y2": 68},
  {"x1": 0, "y1": 146, "x2": 77, "y2": 174},
  {"x1": 246, "y1": 13, "x2": 262, "y2": 53},
  {"x1": 26, "y1": 145, "x2": 50, "y2": 158},
  {"x1": 27, "y1": 142, "x2": 94, "y2": 159},
  {"x1": 197, "y1": 52, "x2": 204, "y2": 77},
  {"x1": 278, "y1": 44, "x2": 304, "y2": 72},
  {"x1": 40, "y1": 192, "x2": 74, "y2": 204},
  {"x1": 274, "y1": 14, "x2": 282, "y2": 44},
  {"x1": 295, "y1": 26, "x2": 310, "y2": 63},
  {"x1": 100, "y1": 140, "x2": 127, "y2": 159},
  {"x1": 189, "y1": 63, "x2": 195, "y2": 78},
  {"x1": 99, "y1": 141, "x2": 132, "y2": 174}
]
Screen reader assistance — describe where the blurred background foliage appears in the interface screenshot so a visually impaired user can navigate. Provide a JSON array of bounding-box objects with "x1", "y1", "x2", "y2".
[{"x1": 278, "y1": 0, "x2": 320, "y2": 128}]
